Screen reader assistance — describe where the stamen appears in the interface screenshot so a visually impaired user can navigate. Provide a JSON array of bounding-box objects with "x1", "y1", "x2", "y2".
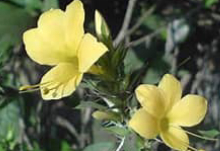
[
  {"x1": 43, "y1": 82, "x2": 63, "y2": 98},
  {"x1": 19, "y1": 81, "x2": 52, "y2": 92},
  {"x1": 43, "y1": 88, "x2": 50, "y2": 95},
  {"x1": 19, "y1": 76, "x2": 73, "y2": 98},
  {"x1": 19, "y1": 87, "x2": 41, "y2": 93}
]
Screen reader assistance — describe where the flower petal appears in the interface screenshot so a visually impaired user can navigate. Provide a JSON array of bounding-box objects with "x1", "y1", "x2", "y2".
[
  {"x1": 40, "y1": 63, "x2": 83, "y2": 100},
  {"x1": 167, "y1": 94, "x2": 207, "y2": 127},
  {"x1": 158, "y1": 74, "x2": 182, "y2": 111},
  {"x1": 38, "y1": 9, "x2": 66, "y2": 49},
  {"x1": 160, "y1": 126, "x2": 189, "y2": 150},
  {"x1": 23, "y1": 9, "x2": 77, "y2": 65},
  {"x1": 64, "y1": 0, "x2": 85, "y2": 55},
  {"x1": 129, "y1": 108, "x2": 159, "y2": 139},
  {"x1": 77, "y1": 33, "x2": 108, "y2": 73},
  {"x1": 135, "y1": 85, "x2": 166, "y2": 118},
  {"x1": 23, "y1": 29, "x2": 73, "y2": 65}
]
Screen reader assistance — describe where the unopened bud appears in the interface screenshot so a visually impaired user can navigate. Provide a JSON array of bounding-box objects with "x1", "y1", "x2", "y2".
[
  {"x1": 95, "y1": 10, "x2": 110, "y2": 39},
  {"x1": 92, "y1": 110, "x2": 120, "y2": 121}
]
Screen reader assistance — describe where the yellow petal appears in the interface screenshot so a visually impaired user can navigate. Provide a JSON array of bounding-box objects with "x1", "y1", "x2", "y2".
[
  {"x1": 158, "y1": 74, "x2": 182, "y2": 111},
  {"x1": 40, "y1": 63, "x2": 83, "y2": 100},
  {"x1": 129, "y1": 108, "x2": 159, "y2": 139},
  {"x1": 38, "y1": 9, "x2": 70, "y2": 56},
  {"x1": 135, "y1": 84, "x2": 166, "y2": 118},
  {"x1": 64, "y1": 0, "x2": 84, "y2": 55},
  {"x1": 23, "y1": 29, "x2": 73, "y2": 65},
  {"x1": 167, "y1": 94, "x2": 207, "y2": 127},
  {"x1": 160, "y1": 126, "x2": 189, "y2": 150},
  {"x1": 77, "y1": 33, "x2": 108, "y2": 73}
]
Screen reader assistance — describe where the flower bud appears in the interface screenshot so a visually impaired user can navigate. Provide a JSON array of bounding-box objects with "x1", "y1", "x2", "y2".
[
  {"x1": 92, "y1": 110, "x2": 120, "y2": 121},
  {"x1": 95, "y1": 10, "x2": 110, "y2": 39}
]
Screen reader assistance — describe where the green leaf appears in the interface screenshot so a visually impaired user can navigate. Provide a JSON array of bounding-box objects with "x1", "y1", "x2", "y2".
[
  {"x1": 0, "y1": 101, "x2": 20, "y2": 140},
  {"x1": 198, "y1": 129, "x2": 220, "y2": 138},
  {"x1": 143, "y1": 56, "x2": 169, "y2": 84},
  {"x1": 0, "y1": 2, "x2": 34, "y2": 45},
  {"x1": 61, "y1": 141, "x2": 72, "y2": 151},
  {"x1": 0, "y1": 145, "x2": 4, "y2": 151},
  {"x1": 124, "y1": 49, "x2": 143, "y2": 74},
  {"x1": 84, "y1": 142, "x2": 115, "y2": 151},
  {"x1": 204, "y1": 0, "x2": 218, "y2": 8},
  {"x1": 0, "y1": 38, "x2": 12, "y2": 67},
  {"x1": 42, "y1": 0, "x2": 59, "y2": 12},
  {"x1": 123, "y1": 133, "x2": 144, "y2": 151},
  {"x1": 105, "y1": 126, "x2": 129, "y2": 136},
  {"x1": 142, "y1": 14, "x2": 166, "y2": 40},
  {"x1": 9, "y1": 0, "x2": 43, "y2": 10},
  {"x1": 75, "y1": 101, "x2": 107, "y2": 110}
]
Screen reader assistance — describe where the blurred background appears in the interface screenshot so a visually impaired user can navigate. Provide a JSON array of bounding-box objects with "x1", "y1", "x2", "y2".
[{"x1": 0, "y1": 0, "x2": 220, "y2": 150}]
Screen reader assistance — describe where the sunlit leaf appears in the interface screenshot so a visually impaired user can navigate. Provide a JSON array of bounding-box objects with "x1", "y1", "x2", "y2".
[
  {"x1": 203, "y1": 0, "x2": 218, "y2": 8},
  {"x1": 61, "y1": 141, "x2": 72, "y2": 151}
]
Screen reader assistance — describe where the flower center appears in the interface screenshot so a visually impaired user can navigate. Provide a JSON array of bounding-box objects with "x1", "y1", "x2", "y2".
[{"x1": 160, "y1": 117, "x2": 169, "y2": 132}]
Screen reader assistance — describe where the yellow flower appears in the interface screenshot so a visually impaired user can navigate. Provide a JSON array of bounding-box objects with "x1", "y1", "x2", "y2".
[
  {"x1": 129, "y1": 74, "x2": 207, "y2": 150},
  {"x1": 21, "y1": 0, "x2": 108, "y2": 100}
]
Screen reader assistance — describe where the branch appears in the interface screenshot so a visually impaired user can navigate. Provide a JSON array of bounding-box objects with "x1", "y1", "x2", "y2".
[
  {"x1": 126, "y1": 26, "x2": 165, "y2": 47},
  {"x1": 19, "y1": 118, "x2": 33, "y2": 150},
  {"x1": 126, "y1": 6, "x2": 156, "y2": 36},
  {"x1": 114, "y1": 0, "x2": 138, "y2": 45},
  {"x1": 55, "y1": 116, "x2": 79, "y2": 141}
]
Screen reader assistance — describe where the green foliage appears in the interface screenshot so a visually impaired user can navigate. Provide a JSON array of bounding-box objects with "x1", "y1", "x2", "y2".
[
  {"x1": 60, "y1": 141, "x2": 72, "y2": 151},
  {"x1": 123, "y1": 133, "x2": 145, "y2": 151},
  {"x1": 199, "y1": 129, "x2": 220, "y2": 138},
  {"x1": 105, "y1": 126, "x2": 129, "y2": 137},
  {"x1": 0, "y1": 2, "x2": 34, "y2": 45},
  {"x1": 0, "y1": 38, "x2": 12, "y2": 68},
  {"x1": 0, "y1": 101, "x2": 20, "y2": 150},
  {"x1": 83, "y1": 142, "x2": 115, "y2": 151},
  {"x1": 42, "y1": 0, "x2": 59, "y2": 11},
  {"x1": 9, "y1": 0, "x2": 43, "y2": 10},
  {"x1": 203, "y1": 0, "x2": 218, "y2": 8}
]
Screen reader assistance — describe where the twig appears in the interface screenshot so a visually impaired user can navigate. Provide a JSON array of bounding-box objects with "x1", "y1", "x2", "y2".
[
  {"x1": 116, "y1": 137, "x2": 125, "y2": 151},
  {"x1": 19, "y1": 118, "x2": 33, "y2": 150},
  {"x1": 55, "y1": 116, "x2": 79, "y2": 141},
  {"x1": 126, "y1": 6, "x2": 156, "y2": 36},
  {"x1": 114, "y1": 0, "x2": 138, "y2": 45},
  {"x1": 80, "y1": 108, "x2": 93, "y2": 148},
  {"x1": 126, "y1": 26, "x2": 165, "y2": 47}
]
